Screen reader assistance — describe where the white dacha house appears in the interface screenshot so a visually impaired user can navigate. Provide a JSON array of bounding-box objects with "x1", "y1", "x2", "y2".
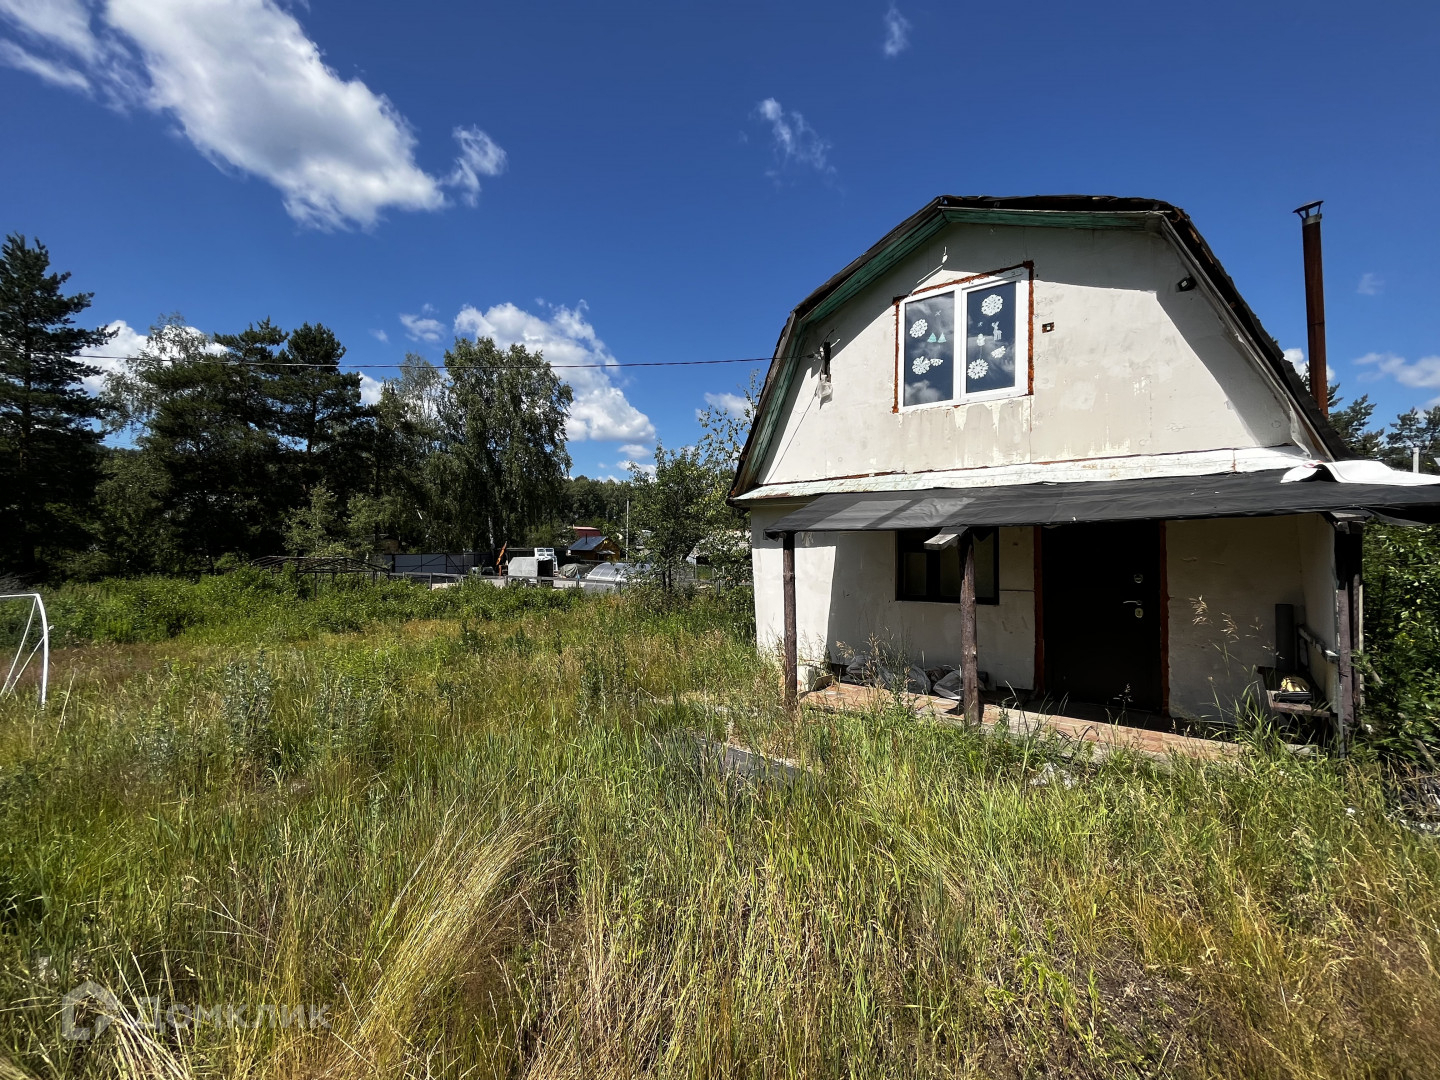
[{"x1": 730, "y1": 196, "x2": 1440, "y2": 742}]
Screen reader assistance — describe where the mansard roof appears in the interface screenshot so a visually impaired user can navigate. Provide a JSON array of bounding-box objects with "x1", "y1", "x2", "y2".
[{"x1": 731, "y1": 195, "x2": 1349, "y2": 499}]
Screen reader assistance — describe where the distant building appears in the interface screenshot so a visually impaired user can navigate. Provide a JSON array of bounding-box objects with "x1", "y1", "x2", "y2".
[
  {"x1": 381, "y1": 552, "x2": 487, "y2": 577},
  {"x1": 565, "y1": 535, "x2": 622, "y2": 564}
]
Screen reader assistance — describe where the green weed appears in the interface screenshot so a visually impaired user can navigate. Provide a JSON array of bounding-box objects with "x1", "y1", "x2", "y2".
[{"x1": 0, "y1": 591, "x2": 1437, "y2": 1078}]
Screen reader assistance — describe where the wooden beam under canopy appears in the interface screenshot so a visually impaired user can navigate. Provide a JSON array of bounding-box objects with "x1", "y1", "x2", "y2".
[
  {"x1": 782, "y1": 531, "x2": 797, "y2": 712},
  {"x1": 1334, "y1": 521, "x2": 1364, "y2": 751},
  {"x1": 960, "y1": 533, "x2": 979, "y2": 724}
]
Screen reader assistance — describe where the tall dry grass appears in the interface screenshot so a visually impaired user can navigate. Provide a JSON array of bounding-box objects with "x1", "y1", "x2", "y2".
[{"x1": 1, "y1": 587, "x2": 1438, "y2": 1078}]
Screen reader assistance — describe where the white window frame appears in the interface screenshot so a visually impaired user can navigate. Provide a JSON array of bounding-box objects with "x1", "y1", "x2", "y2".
[{"x1": 896, "y1": 267, "x2": 1030, "y2": 412}]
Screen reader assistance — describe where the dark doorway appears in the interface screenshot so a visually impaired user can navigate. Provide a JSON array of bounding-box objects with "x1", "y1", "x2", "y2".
[{"x1": 1041, "y1": 521, "x2": 1163, "y2": 712}]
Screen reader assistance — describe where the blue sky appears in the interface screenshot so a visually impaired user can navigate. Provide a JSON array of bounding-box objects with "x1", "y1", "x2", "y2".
[{"x1": 2, "y1": 0, "x2": 1437, "y2": 478}]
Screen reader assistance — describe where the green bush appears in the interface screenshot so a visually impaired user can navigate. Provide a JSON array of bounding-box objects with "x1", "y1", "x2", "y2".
[
  {"x1": 1358, "y1": 524, "x2": 1440, "y2": 756},
  {"x1": 7, "y1": 571, "x2": 754, "y2": 653},
  {"x1": 20, "y1": 571, "x2": 593, "y2": 648}
]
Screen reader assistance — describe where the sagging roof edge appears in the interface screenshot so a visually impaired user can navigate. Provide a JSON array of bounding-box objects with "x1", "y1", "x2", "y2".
[
  {"x1": 758, "y1": 472, "x2": 1440, "y2": 538},
  {"x1": 729, "y1": 195, "x2": 1351, "y2": 504}
]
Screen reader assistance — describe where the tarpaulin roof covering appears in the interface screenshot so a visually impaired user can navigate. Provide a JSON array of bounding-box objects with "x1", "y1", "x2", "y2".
[{"x1": 762, "y1": 471, "x2": 1440, "y2": 537}]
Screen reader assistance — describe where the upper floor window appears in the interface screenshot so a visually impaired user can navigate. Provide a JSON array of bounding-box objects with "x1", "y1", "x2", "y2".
[{"x1": 899, "y1": 268, "x2": 1029, "y2": 410}]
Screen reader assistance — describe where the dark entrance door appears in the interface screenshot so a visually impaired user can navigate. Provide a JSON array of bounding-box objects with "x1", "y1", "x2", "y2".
[{"x1": 1041, "y1": 521, "x2": 1163, "y2": 712}]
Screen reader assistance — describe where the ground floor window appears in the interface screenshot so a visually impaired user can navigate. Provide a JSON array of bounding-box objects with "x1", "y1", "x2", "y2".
[{"x1": 896, "y1": 528, "x2": 998, "y2": 604}]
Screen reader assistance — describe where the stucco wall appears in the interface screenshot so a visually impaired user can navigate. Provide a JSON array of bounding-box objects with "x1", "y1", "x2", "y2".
[
  {"x1": 755, "y1": 506, "x2": 1340, "y2": 719},
  {"x1": 1165, "y1": 515, "x2": 1336, "y2": 720},
  {"x1": 751, "y1": 505, "x2": 1036, "y2": 693},
  {"x1": 751, "y1": 221, "x2": 1319, "y2": 491}
]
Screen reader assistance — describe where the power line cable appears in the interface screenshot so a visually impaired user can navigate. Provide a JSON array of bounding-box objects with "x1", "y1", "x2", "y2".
[{"x1": 74, "y1": 353, "x2": 778, "y2": 370}]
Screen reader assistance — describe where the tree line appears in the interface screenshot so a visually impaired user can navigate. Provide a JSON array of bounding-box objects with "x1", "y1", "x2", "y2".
[
  {"x1": 98, "y1": 315, "x2": 576, "y2": 575},
  {"x1": 0, "y1": 234, "x2": 752, "y2": 582},
  {"x1": 1323, "y1": 386, "x2": 1440, "y2": 475},
  {"x1": 14, "y1": 229, "x2": 1432, "y2": 589}
]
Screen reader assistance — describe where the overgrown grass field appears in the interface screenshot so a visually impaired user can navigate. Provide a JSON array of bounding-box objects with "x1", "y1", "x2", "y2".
[{"x1": 2, "y1": 577, "x2": 1439, "y2": 1078}]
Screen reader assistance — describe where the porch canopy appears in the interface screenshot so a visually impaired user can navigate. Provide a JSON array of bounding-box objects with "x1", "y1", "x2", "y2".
[{"x1": 762, "y1": 468, "x2": 1440, "y2": 538}]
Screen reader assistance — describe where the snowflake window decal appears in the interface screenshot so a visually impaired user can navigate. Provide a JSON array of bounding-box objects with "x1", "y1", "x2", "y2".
[{"x1": 904, "y1": 280, "x2": 1021, "y2": 405}]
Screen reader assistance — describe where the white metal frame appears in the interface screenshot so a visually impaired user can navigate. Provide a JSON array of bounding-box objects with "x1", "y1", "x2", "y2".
[
  {"x1": 898, "y1": 268, "x2": 1030, "y2": 412},
  {"x1": 1, "y1": 593, "x2": 50, "y2": 707}
]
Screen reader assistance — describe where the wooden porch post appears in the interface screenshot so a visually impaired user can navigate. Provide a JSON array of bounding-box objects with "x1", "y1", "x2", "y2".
[
  {"x1": 782, "y1": 531, "x2": 798, "y2": 712},
  {"x1": 1334, "y1": 522, "x2": 1364, "y2": 750},
  {"x1": 960, "y1": 533, "x2": 979, "y2": 724}
]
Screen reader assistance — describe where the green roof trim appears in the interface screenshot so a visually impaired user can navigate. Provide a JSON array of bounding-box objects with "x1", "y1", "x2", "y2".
[
  {"x1": 804, "y1": 208, "x2": 1155, "y2": 330},
  {"x1": 941, "y1": 208, "x2": 1153, "y2": 229},
  {"x1": 804, "y1": 215, "x2": 949, "y2": 328}
]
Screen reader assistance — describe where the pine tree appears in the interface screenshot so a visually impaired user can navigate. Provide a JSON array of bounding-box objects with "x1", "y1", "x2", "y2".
[
  {"x1": 348, "y1": 374, "x2": 431, "y2": 554},
  {"x1": 1328, "y1": 389, "x2": 1384, "y2": 458},
  {"x1": 0, "y1": 233, "x2": 114, "y2": 576},
  {"x1": 271, "y1": 322, "x2": 366, "y2": 500},
  {"x1": 1384, "y1": 406, "x2": 1440, "y2": 474},
  {"x1": 114, "y1": 317, "x2": 281, "y2": 569},
  {"x1": 1300, "y1": 375, "x2": 1386, "y2": 458}
]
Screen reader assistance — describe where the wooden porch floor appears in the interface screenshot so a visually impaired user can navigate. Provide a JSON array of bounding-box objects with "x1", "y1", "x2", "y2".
[{"x1": 801, "y1": 682, "x2": 1244, "y2": 765}]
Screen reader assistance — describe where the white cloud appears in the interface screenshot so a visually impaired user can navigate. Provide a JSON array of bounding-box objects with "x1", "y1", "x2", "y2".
[
  {"x1": 568, "y1": 384, "x2": 654, "y2": 443},
  {"x1": 1283, "y1": 347, "x2": 1305, "y2": 375},
  {"x1": 1357, "y1": 272, "x2": 1384, "y2": 296},
  {"x1": 618, "y1": 443, "x2": 650, "y2": 458},
  {"x1": 882, "y1": 3, "x2": 911, "y2": 57},
  {"x1": 76, "y1": 318, "x2": 147, "y2": 392},
  {"x1": 620, "y1": 460, "x2": 657, "y2": 478},
  {"x1": 703, "y1": 391, "x2": 749, "y2": 416},
  {"x1": 453, "y1": 301, "x2": 656, "y2": 443},
  {"x1": 0, "y1": 0, "x2": 505, "y2": 229},
  {"x1": 755, "y1": 97, "x2": 832, "y2": 175},
  {"x1": 0, "y1": 38, "x2": 89, "y2": 89},
  {"x1": 0, "y1": 0, "x2": 102, "y2": 60},
  {"x1": 358, "y1": 372, "x2": 383, "y2": 405},
  {"x1": 399, "y1": 310, "x2": 444, "y2": 343},
  {"x1": 446, "y1": 125, "x2": 507, "y2": 207},
  {"x1": 74, "y1": 318, "x2": 229, "y2": 391},
  {"x1": 1356, "y1": 351, "x2": 1440, "y2": 405},
  {"x1": 452, "y1": 306, "x2": 493, "y2": 339},
  {"x1": 369, "y1": 328, "x2": 388, "y2": 343}
]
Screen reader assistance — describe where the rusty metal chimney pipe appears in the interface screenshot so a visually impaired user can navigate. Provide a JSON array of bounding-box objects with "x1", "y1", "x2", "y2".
[{"x1": 1294, "y1": 201, "x2": 1327, "y2": 415}]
